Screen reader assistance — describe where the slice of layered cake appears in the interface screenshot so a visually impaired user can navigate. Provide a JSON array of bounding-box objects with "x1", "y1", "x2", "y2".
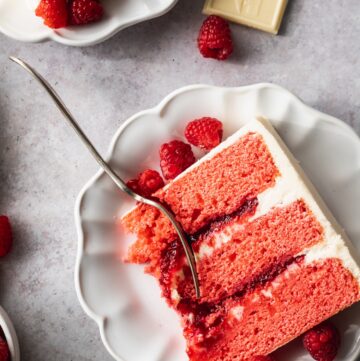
[{"x1": 121, "y1": 117, "x2": 360, "y2": 361}]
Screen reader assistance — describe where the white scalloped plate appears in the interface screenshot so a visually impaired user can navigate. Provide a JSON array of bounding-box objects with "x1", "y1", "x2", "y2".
[
  {"x1": 0, "y1": 0, "x2": 178, "y2": 46},
  {"x1": 75, "y1": 84, "x2": 360, "y2": 361}
]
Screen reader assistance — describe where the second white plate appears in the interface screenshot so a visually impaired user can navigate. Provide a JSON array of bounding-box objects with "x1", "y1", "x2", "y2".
[
  {"x1": 0, "y1": 0, "x2": 178, "y2": 46},
  {"x1": 75, "y1": 83, "x2": 360, "y2": 361}
]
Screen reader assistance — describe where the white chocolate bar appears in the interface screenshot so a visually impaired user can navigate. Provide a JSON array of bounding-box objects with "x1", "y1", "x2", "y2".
[{"x1": 203, "y1": 0, "x2": 288, "y2": 34}]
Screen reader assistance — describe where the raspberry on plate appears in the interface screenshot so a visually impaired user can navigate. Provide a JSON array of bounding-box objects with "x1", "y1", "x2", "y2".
[
  {"x1": 185, "y1": 117, "x2": 223, "y2": 150},
  {"x1": 35, "y1": 0, "x2": 68, "y2": 29},
  {"x1": 159, "y1": 140, "x2": 196, "y2": 180},
  {"x1": 198, "y1": 15, "x2": 233, "y2": 60},
  {"x1": 0, "y1": 336, "x2": 10, "y2": 361},
  {"x1": 0, "y1": 216, "x2": 12, "y2": 257},
  {"x1": 303, "y1": 322, "x2": 340, "y2": 361},
  {"x1": 69, "y1": 0, "x2": 104, "y2": 25},
  {"x1": 126, "y1": 169, "x2": 164, "y2": 198}
]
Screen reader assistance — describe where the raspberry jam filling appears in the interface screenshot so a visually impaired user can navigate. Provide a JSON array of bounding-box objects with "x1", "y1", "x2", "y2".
[
  {"x1": 189, "y1": 198, "x2": 259, "y2": 244},
  {"x1": 160, "y1": 240, "x2": 185, "y2": 299}
]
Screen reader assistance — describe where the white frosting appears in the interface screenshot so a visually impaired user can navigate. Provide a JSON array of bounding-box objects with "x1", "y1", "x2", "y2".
[
  {"x1": 230, "y1": 306, "x2": 244, "y2": 321},
  {"x1": 198, "y1": 223, "x2": 244, "y2": 259},
  {"x1": 171, "y1": 289, "x2": 181, "y2": 303},
  {"x1": 261, "y1": 289, "x2": 273, "y2": 299}
]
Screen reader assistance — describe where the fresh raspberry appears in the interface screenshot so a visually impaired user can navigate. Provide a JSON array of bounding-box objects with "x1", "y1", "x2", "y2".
[
  {"x1": 35, "y1": 0, "x2": 68, "y2": 29},
  {"x1": 159, "y1": 140, "x2": 196, "y2": 180},
  {"x1": 126, "y1": 169, "x2": 164, "y2": 198},
  {"x1": 0, "y1": 336, "x2": 10, "y2": 361},
  {"x1": 126, "y1": 179, "x2": 142, "y2": 195},
  {"x1": 303, "y1": 322, "x2": 340, "y2": 361},
  {"x1": 185, "y1": 117, "x2": 223, "y2": 150},
  {"x1": 0, "y1": 216, "x2": 12, "y2": 257},
  {"x1": 69, "y1": 0, "x2": 104, "y2": 25},
  {"x1": 250, "y1": 356, "x2": 275, "y2": 361},
  {"x1": 138, "y1": 169, "x2": 164, "y2": 195},
  {"x1": 197, "y1": 15, "x2": 233, "y2": 60}
]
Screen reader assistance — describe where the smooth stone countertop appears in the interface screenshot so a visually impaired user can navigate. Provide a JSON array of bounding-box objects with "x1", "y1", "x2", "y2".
[{"x1": 0, "y1": 0, "x2": 359, "y2": 360}]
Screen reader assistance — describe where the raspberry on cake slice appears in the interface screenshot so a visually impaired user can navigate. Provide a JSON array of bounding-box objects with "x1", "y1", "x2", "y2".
[{"x1": 120, "y1": 117, "x2": 360, "y2": 361}]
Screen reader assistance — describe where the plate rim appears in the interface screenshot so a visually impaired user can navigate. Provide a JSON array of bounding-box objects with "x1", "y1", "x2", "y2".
[
  {"x1": 0, "y1": 305, "x2": 21, "y2": 361},
  {"x1": 0, "y1": 0, "x2": 178, "y2": 46},
  {"x1": 74, "y1": 83, "x2": 360, "y2": 361}
]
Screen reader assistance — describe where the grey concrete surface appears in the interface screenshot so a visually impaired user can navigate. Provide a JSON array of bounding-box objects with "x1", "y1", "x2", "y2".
[{"x1": 0, "y1": 0, "x2": 359, "y2": 360}]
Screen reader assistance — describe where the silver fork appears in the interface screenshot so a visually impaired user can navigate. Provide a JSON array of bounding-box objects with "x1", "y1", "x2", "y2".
[{"x1": 9, "y1": 56, "x2": 200, "y2": 299}]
